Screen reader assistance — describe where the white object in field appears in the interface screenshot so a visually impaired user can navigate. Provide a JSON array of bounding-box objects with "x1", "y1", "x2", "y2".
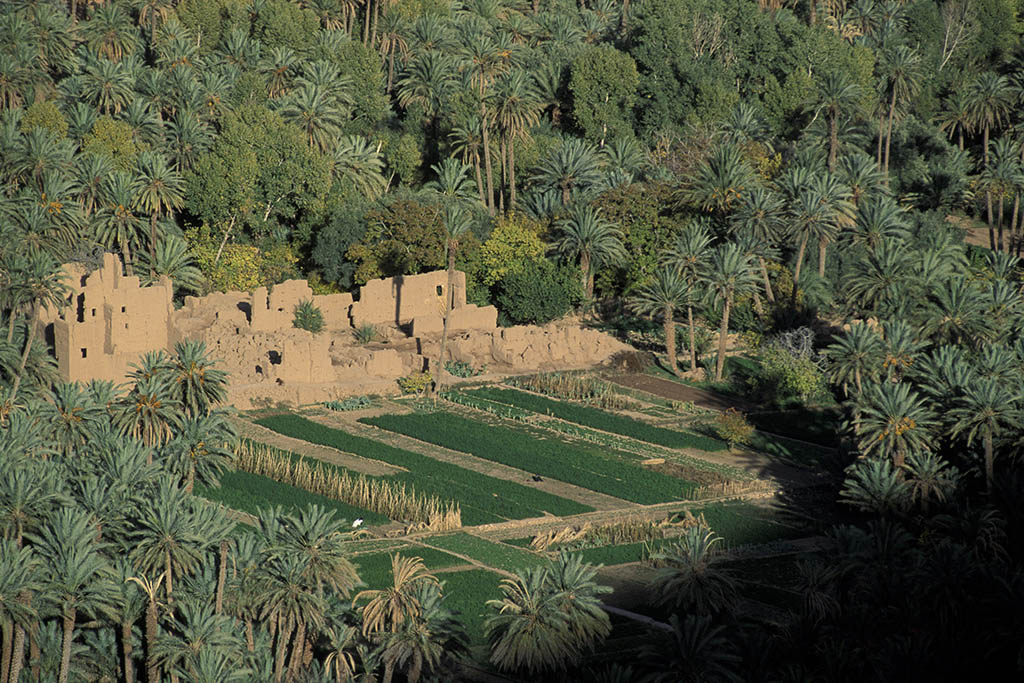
[{"x1": 352, "y1": 518, "x2": 364, "y2": 528}]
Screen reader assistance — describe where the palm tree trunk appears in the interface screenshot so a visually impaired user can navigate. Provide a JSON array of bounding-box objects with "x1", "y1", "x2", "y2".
[
  {"x1": 286, "y1": 619, "x2": 305, "y2": 683},
  {"x1": 121, "y1": 235, "x2": 134, "y2": 277},
  {"x1": 145, "y1": 597, "x2": 159, "y2": 683},
  {"x1": 382, "y1": 661, "x2": 395, "y2": 683},
  {"x1": 7, "y1": 309, "x2": 17, "y2": 343},
  {"x1": 29, "y1": 628, "x2": 39, "y2": 680},
  {"x1": 164, "y1": 548, "x2": 173, "y2": 609},
  {"x1": 876, "y1": 112, "x2": 885, "y2": 168},
  {"x1": 2, "y1": 619, "x2": 11, "y2": 683},
  {"x1": 828, "y1": 111, "x2": 838, "y2": 173},
  {"x1": 984, "y1": 124, "x2": 995, "y2": 249},
  {"x1": 997, "y1": 194, "x2": 1005, "y2": 252},
  {"x1": 581, "y1": 252, "x2": 592, "y2": 299},
  {"x1": 663, "y1": 306, "x2": 679, "y2": 376},
  {"x1": 985, "y1": 433, "x2": 994, "y2": 496},
  {"x1": 715, "y1": 297, "x2": 731, "y2": 382},
  {"x1": 498, "y1": 137, "x2": 506, "y2": 214},
  {"x1": 274, "y1": 615, "x2": 294, "y2": 683},
  {"x1": 480, "y1": 102, "x2": 495, "y2": 214},
  {"x1": 148, "y1": 212, "x2": 160, "y2": 278},
  {"x1": 792, "y1": 234, "x2": 808, "y2": 302},
  {"x1": 758, "y1": 256, "x2": 774, "y2": 302},
  {"x1": 508, "y1": 135, "x2": 517, "y2": 210},
  {"x1": 58, "y1": 609, "x2": 76, "y2": 683},
  {"x1": 363, "y1": 0, "x2": 371, "y2": 44},
  {"x1": 386, "y1": 50, "x2": 395, "y2": 93},
  {"x1": 472, "y1": 153, "x2": 486, "y2": 207},
  {"x1": 9, "y1": 623, "x2": 26, "y2": 683},
  {"x1": 818, "y1": 238, "x2": 828, "y2": 278},
  {"x1": 9, "y1": 304, "x2": 39, "y2": 404},
  {"x1": 245, "y1": 618, "x2": 254, "y2": 652},
  {"x1": 216, "y1": 540, "x2": 228, "y2": 615},
  {"x1": 884, "y1": 89, "x2": 897, "y2": 175},
  {"x1": 687, "y1": 306, "x2": 697, "y2": 372},
  {"x1": 121, "y1": 620, "x2": 134, "y2": 683},
  {"x1": 370, "y1": 1, "x2": 380, "y2": 49}
]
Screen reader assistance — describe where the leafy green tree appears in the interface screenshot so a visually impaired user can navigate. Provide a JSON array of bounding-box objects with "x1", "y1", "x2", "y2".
[
  {"x1": 705, "y1": 243, "x2": 758, "y2": 382},
  {"x1": 627, "y1": 267, "x2": 694, "y2": 377},
  {"x1": 495, "y1": 258, "x2": 582, "y2": 325},
  {"x1": 569, "y1": 44, "x2": 638, "y2": 146}
]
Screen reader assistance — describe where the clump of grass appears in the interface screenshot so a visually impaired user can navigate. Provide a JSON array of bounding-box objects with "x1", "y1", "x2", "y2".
[
  {"x1": 397, "y1": 371, "x2": 432, "y2": 395},
  {"x1": 233, "y1": 441, "x2": 461, "y2": 530},
  {"x1": 530, "y1": 515, "x2": 699, "y2": 553},
  {"x1": 322, "y1": 396, "x2": 372, "y2": 412},
  {"x1": 508, "y1": 372, "x2": 634, "y2": 410},
  {"x1": 293, "y1": 300, "x2": 324, "y2": 333},
  {"x1": 354, "y1": 323, "x2": 380, "y2": 344}
]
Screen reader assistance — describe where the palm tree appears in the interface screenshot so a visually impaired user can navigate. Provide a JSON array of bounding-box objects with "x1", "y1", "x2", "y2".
[
  {"x1": 130, "y1": 478, "x2": 205, "y2": 605},
  {"x1": 839, "y1": 457, "x2": 909, "y2": 516},
  {"x1": 879, "y1": 319, "x2": 924, "y2": 382},
  {"x1": 75, "y1": 153, "x2": 116, "y2": 218},
  {"x1": 844, "y1": 238, "x2": 914, "y2": 316},
  {"x1": 856, "y1": 380, "x2": 937, "y2": 468},
  {"x1": 544, "y1": 552, "x2": 611, "y2": 656},
  {"x1": 41, "y1": 382, "x2": 105, "y2": 458},
  {"x1": 979, "y1": 137, "x2": 1024, "y2": 252},
  {"x1": 133, "y1": 151, "x2": 184, "y2": 277},
  {"x1": 731, "y1": 187, "x2": 785, "y2": 302},
  {"x1": 396, "y1": 51, "x2": 456, "y2": 166},
  {"x1": 627, "y1": 267, "x2": 694, "y2": 377},
  {"x1": 166, "y1": 340, "x2": 229, "y2": 419},
  {"x1": 379, "y1": 581, "x2": 467, "y2": 683},
  {"x1": 837, "y1": 150, "x2": 889, "y2": 208},
  {"x1": 0, "y1": 540, "x2": 41, "y2": 683},
  {"x1": 450, "y1": 116, "x2": 488, "y2": 206},
  {"x1": 9, "y1": 252, "x2": 69, "y2": 403},
  {"x1": 903, "y1": 451, "x2": 959, "y2": 514},
  {"x1": 824, "y1": 322, "x2": 883, "y2": 398},
  {"x1": 848, "y1": 195, "x2": 910, "y2": 251},
  {"x1": 133, "y1": 0, "x2": 176, "y2": 42},
  {"x1": 125, "y1": 572, "x2": 165, "y2": 683},
  {"x1": 935, "y1": 88, "x2": 973, "y2": 151},
  {"x1": 260, "y1": 47, "x2": 299, "y2": 99},
  {"x1": 814, "y1": 70, "x2": 862, "y2": 172},
  {"x1": 485, "y1": 566, "x2": 574, "y2": 676},
  {"x1": 377, "y1": 12, "x2": 410, "y2": 93},
  {"x1": 705, "y1": 244, "x2": 758, "y2": 382},
  {"x1": 81, "y1": 55, "x2": 135, "y2": 116},
  {"x1": 639, "y1": 614, "x2": 741, "y2": 683},
  {"x1": 949, "y1": 378, "x2": 1019, "y2": 495},
  {"x1": 153, "y1": 600, "x2": 246, "y2": 679},
  {"x1": 165, "y1": 413, "x2": 234, "y2": 494},
  {"x1": 552, "y1": 205, "x2": 626, "y2": 300},
  {"x1": 923, "y1": 276, "x2": 987, "y2": 347},
  {"x1": 665, "y1": 223, "x2": 713, "y2": 373},
  {"x1": 95, "y1": 171, "x2": 145, "y2": 276},
  {"x1": 29, "y1": 508, "x2": 117, "y2": 683},
  {"x1": 355, "y1": 554, "x2": 439, "y2": 636},
  {"x1": 281, "y1": 84, "x2": 349, "y2": 152},
  {"x1": 493, "y1": 69, "x2": 541, "y2": 210},
  {"x1": 880, "y1": 45, "x2": 922, "y2": 175},
  {"x1": 684, "y1": 143, "x2": 758, "y2": 216},
  {"x1": 332, "y1": 135, "x2": 388, "y2": 200},
  {"x1": 967, "y1": 71, "x2": 1014, "y2": 242},
  {"x1": 136, "y1": 235, "x2": 206, "y2": 293},
  {"x1": 434, "y1": 205, "x2": 474, "y2": 397},
  {"x1": 532, "y1": 137, "x2": 606, "y2": 207},
  {"x1": 648, "y1": 525, "x2": 738, "y2": 614},
  {"x1": 425, "y1": 158, "x2": 477, "y2": 202},
  {"x1": 276, "y1": 505, "x2": 360, "y2": 600},
  {"x1": 80, "y1": 4, "x2": 138, "y2": 63},
  {"x1": 117, "y1": 373, "x2": 182, "y2": 451}
]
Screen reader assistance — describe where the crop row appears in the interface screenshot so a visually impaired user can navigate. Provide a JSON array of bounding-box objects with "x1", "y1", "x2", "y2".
[
  {"x1": 420, "y1": 532, "x2": 550, "y2": 572},
  {"x1": 196, "y1": 470, "x2": 384, "y2": 524},
  {"x1": 255, "y1": 414, "x2": 591, "y2": 525},
  {"x1": 361, "y1": 412, "x2": 697, "y2": 504},
  {"x1": 464, "y1": 387, "x2": 727, "y2": 451}
]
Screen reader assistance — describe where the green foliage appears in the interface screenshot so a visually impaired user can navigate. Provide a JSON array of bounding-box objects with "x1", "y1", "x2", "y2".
[
  {"x1": 354, "y1": 323, "x2": 380, "y2": 344},
  {"x1": 384, "y1": 132, "x2": 424, "y2": 186},
  {"x1": 361, "y1": 411, "x2": 702, "y2": 503},
  {"x1": 255, "y1": 414, "x2": 591, "y2": 523},
  {"x1": 19, "y1": 100, "x2": 67, "y2": 139},
  {"x1": 714, "y1": 408, "x2": 755, "y2": 449},
  {"x1": 462, "y1": 388, "x2": 727, "y2": 452},
  {"x1": 495, "y1": 259, "x2": 581, "y2": 325},
  {"x1": 292, "y1": 299, "x2": 324, "y2": 333},
  {"x1": 758, "y1": 342, "x2": 827, "y2": 407},
  {"x1": 81, "y1": 116, "x2": 143, "y2": 171},
  {"x1": 479, "y1": 214, "x2": 546, "y2": 286},
  {"x1": 422, "y1": 533, "x2": 549, "y2": 572},
  {"x1": 322, "y1": 396, "x2": 372, "y2": 411},
  {"x1": 397, "y1": 371, "x2": 433, "y2": 394},
  {"x1": 253, "y1": 0, "x2": 320, "y2": 51},
  {"x1": 443, "y1": 360, "x2": 483, "y2": 378},
  {"x1": 334, "y1": 41, "x2": 389, "y2": 133},
  {"x1": 569, "y1": 45, "x2": 639, "y2": 144},
  {"x1": 309, "y1": 194, "x2": 371, "y2": 289},
  {"x1": 348, "y1": 198, "x2": 445, "y2": 284},
  {"x1": 185, "y1": 225, "x2": 262, "y2": 293}
]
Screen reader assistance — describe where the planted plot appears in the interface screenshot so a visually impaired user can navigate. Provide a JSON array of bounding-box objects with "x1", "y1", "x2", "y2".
[
  {"x1": 362, "y1": 412, "x2": 697, "y2": 504},
  {"x1": 354, "y1": 547, "x2": 467, "y2": 588},
  {"x1": 256, "y1": 414, "x2": 591, "y2": 525},
  {"x1": 697, "y1": 501, "x2": 804, "y2": 548},
  {"x1": 197, "y1": 470, "x2": 386, "y2": 524},
  {"x1": 464, "y1": 387, "x2": 727, "y2": 451},
  {"x1": 435, "y1": 569, "x2": 503, "y2": 647},
  {"x1": 421, "y1": 532, "x2": 550, "y2": 572}
]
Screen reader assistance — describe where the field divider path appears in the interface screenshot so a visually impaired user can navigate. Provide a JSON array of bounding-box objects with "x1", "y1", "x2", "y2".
[
  {"x1": 306, "y1": 410, "x2": 635, "y2": 512},
  {"x1": 231, "y1": 416, "x2": 403, "y2": 476}
]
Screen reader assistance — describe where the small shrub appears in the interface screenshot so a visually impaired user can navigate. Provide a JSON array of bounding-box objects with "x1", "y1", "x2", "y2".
[
  {"x1": 293, "y1": 300, "x2": 324, "y2": 333},
  {"x1": 715, "y1": 408, "x2": 755, "y2": 449},
  {"x1": 397, "y1": 371, "x2": 432, "y2": 394},
  {"x1": 354, "y1": 323, "x2": 380, "y2": 344},
  {"x1": 322, "y1": 396, "x2": 372, "y2": 411},
  {"x1": 444, "y1": 360, "x2": 484, "y2": 378}
]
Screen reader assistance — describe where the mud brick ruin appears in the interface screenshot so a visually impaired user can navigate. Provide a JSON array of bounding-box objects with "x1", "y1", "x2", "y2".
[{"x1": 41, "y1": 254, "x2": 629, "y2": 408}]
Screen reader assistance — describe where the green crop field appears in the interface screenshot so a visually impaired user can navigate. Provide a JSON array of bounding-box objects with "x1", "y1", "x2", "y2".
[
  {"x1": 256, "y1": 414, "x2": 591, "y2": 524},
  {"x1": 196, "y1": 470, "x2": 386, "y2": 524},
  {"x1": 361, "y1": 411, "x2": 699, "y2": 504},
  {"x1": 435, "y1": 569, "x2": 504, "y2": 647},
  {"x1": 421, "y1": 532, "x2": 551, "y2": 572},
  {"x1": 353, "y1": 546, "x2": 467, "y2": 588},
  {"x1": 463, "y1": 387, "x2": 727, "y2": 451}
]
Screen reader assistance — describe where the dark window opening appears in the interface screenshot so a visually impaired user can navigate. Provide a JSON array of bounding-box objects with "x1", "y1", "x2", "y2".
[
  {"x1": 76, "y1": 294, "x2": 85, "y2": 322},
  {"x1": 268, "y1": 350, "x2": 282, "y2": 365},
  {"x1": 255, "y1": 365, "x2": 263, "y2": 375},
  {"x1": 81, "y1": 348, "x2": 87, "y2": 358},
  {"x1": 121, "y1": 306, "x2": 126, "y2": 313},
  {"x1": 436, "y1": 285, "x2": 443, "y2": 296},
  {"x1": 91, "y1": 308, "x2": 96, "y2": 317}
]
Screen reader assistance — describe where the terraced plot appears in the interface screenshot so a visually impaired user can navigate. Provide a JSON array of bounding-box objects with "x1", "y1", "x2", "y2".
[
  {"x1": 256, "y1": 414, "x2": 591, "y2": 525},
  {"x1": 462, "y1": 387, "x2": 727, "y2": 451},
  {"x1": 362, "y1": 412, "x2": 699, "y2": 504},
  {"x1": 420, "y1": 532, "x2": 550, "y2": 573}
]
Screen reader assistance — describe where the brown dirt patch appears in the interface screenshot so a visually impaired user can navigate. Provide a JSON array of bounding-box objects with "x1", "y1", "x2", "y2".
[
  {"x1": 605, "y1": 373, "x2": 757, "y2": 413},
  {"x1": 644, "y1": 460, "x2": 729, "y2": 486}
]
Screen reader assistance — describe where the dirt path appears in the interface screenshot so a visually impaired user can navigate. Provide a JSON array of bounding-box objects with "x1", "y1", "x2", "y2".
[
  {"x1": 306, "y1": 410, "x2": 636, "y2": 513},
  {"x1": 605, "y1": 372, "x2": 758, "y2": 413},
  {"x1": 231, "y1": 417, "x2": 402, "y2": 476}
]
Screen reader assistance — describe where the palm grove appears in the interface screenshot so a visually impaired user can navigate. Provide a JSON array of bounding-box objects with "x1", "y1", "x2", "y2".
[{"x1": 2, "y1": 0, "x2": 1024, "y2": 680}]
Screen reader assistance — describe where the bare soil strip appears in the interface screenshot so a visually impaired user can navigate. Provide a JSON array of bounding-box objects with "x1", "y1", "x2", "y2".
[
  {"x1": 231, "y1": 416, "x2": 403, "y2": 476},
  {"x1": 307, "y1": 409, "x2": 636, "y2": 512}
]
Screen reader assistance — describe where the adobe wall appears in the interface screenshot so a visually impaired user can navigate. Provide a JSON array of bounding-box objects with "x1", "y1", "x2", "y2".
[{"x1": 45, "y1": 255, "x2": 630, "y2": 408}]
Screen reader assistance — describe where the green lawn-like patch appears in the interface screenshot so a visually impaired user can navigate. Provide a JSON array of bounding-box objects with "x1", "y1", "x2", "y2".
[
  {"x1": 361, "y1": 411, "x2": 699, "y2": 504},
  {"x1": 354, "y1": 547, "x2": 467, "y2": 588},
  {"x1": 436, "y1": 569, "x2": 503, "y2": 647},
  {"x1": 255, "y1": 414, "x2": 591, "y2": 525},
  {"x1": 197, "y1": 470, "x2": 386, "y2": 524},
  {"x1": 690, "y1": 501, "x2": 804, "y2": 548},
  {"x1": 747, "y1": 409, "x2": 842, "y2": 448},
  {"x1": 421, "y1": 533, "x2": 550, "y2": 572},
  {"x1": 462, "y1": 387, "x2": 726, "y2": 452}
]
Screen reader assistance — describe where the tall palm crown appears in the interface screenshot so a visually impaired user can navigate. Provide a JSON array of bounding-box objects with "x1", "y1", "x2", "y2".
[
  {"x1": 814, "y1": 70, "x2": 862, "y2": 172},
  {"x1": 856, "y1": 380, "x2": 937, "y2": 467},
  {"x1": 552, "y1": 204, "x2": 626, "y2": 299},
  {"x1": 627, "y1": 266, "x2": 694, "y2": 377},
  {"x1": 824, "y1": 322, "x2": 884, "y2": 396},
  {"x1": 705, "y1": 242, "x2": 759, "y2": 382},
  {"x1": 133, "y1": 151, "x2": 184, "y2": 274},
  {"x1": 533, "y1": 137, "x2": 606, "y2": 207}
]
